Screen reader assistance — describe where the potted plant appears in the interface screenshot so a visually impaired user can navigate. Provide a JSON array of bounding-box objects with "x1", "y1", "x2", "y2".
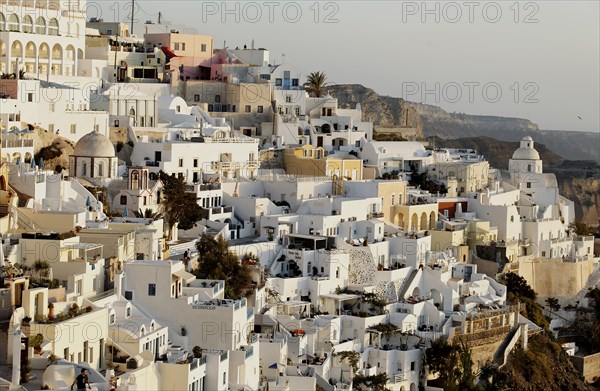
[
  {"x1": 22, "y1": 316, "x2": 32, "y2": 327},
  {"x1": 29, "y1": 333, "x2": 44, "y2": 354},
  {"x1": 85, "y1": 305, "x2": 93, "y2": 313},
  {"x1": 48, "y1": 303, "x2": 54, "y2": 320}
]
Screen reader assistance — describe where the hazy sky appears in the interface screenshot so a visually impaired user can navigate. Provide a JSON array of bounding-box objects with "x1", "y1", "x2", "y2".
[{"x1": 94, "y1": 1, "x2": 599, "y2": 132}]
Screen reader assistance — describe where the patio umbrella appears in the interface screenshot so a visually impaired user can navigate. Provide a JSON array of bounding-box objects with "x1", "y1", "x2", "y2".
[
  {"x1": 39, "y1": 157, "x2": 44, "y2": 170},
  {"x1": 30, "y1": 158, "x2": 37, "y2": 170},
  {"x1": 85, "y1": 196, "x2": 91, "y2": 207},
  {"x1": 123, "y1": 206, "x2": 128, "y2": 217}
]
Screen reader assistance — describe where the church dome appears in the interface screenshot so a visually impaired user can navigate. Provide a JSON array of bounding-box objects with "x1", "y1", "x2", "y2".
[
  {"x1": 512, "y1": 136, "x2": 540, "y2": 160},
  {"x1": 73, "y1": 130, "x2": 115, "y2": 157}
]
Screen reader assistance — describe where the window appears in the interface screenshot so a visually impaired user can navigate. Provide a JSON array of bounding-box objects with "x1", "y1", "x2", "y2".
[
  {"x1": 143, "y1": 196, "x2": 147, "y2": 205},
  {"x1": 114, "y1": 120, "x2": 119, "y2": 127},
  {"x1": 245, "y1": 105, "x2": 251, "y2": 113},
  {"x1": 257, "y1": 105, "x2": 263, "y2": 113},
  {"x1": 292, "y1": 78, "x2": 299, "y2": 86},
  {"x1": 110, "y1": 314, "x2": 115, "y2": 324},
  {"x1": 223, "y1": 372, "x2": 226, "y2": 385},
  {"x1": 208, "y1": 104, "x2": 213, "y2": 112},
  {"x1": 48, "y1": 124, "x2": 55, "y2": 133},
  {"x1": 391, "y1": 193, "x2": 395, "y2": 206},
  {"x1": 124, "y1": 291, "x2": 133, "y2": 300},
  {"x1": 285, "y1": 96, "x2": 292, "y2": 103},
  {"x1": 194, "y1": 94, "x2": 200, "y2": 102},
  {"x1": 510, "y1": 216, "x2": 514, "y2": 222},
  {"x1": 275, "y1": 78, "x2": 282, "y2": 86},
  {"x1": 126, "y1": 307, "x2": 131, "y2": 317},
  {"x1": 526, "y1": 182, "x2": 531, "y2": 188},
  {"x1": 27, "y1": 93, "x2": 34, "y2": 102},
  {"x1": 411, "y1": 361, "x2": 416, "y2": 371},
  {"x1": 106, "y1": 29, "x2": 113, "y2": 35},
  {"x1": 201, "y1": 43, "x2": 207, "y2": 52},
  {"x1": 179, "y1": 158, "x2": 183, "y2": 167},
  {"x1": 541, "y1": 251, "x2": 546, "y2": 257},
  {"x1": 49, "y1": 103, "x2": 55, "y2": 112},
  {"x1": 98, "y1": 163, "x2": 104, "y2": 176},
  {"x1": 148, "y1": 283, "x2": 156, "y2": 296},
  {"x1": 176, "y1": 105, "x2": 181, "y2": 113},
  {"x1": 193, "y1": 159, "x2": 198, "y2": 168},
  {"x1": 295, "y1": 107, "x2": 300, "y2": 116},
  {"x1": 70, "y1": 124, "x2": 76, "y2": 134},
  {"x1": 215, "y1": 95, "x2": 221, "y2": 103}
]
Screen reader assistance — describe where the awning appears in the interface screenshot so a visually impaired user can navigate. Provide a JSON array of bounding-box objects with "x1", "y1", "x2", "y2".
[{"x1": 173, "y1": 269, "x2": 196, "y2": 283}]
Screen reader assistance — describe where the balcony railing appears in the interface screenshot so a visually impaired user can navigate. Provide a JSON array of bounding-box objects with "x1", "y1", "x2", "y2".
[{"x1": 1, "y1": 139, "x2": 34, "y2": 148}]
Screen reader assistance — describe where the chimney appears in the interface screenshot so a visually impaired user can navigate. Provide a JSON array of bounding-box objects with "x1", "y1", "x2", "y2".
[{"x1": 115, "y1": 270, "x2": 124, "y2": 297}]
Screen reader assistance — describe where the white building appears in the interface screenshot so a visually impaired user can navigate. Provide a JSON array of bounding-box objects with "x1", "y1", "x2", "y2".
[
  {"x1": 69, "y1": 129, "x2": 121, "y2": 187},
  {"x1": 0, "y1": 79, "x2": 109, "y2": 143},
  {"x1": 0, "y1": 0, "x2": 87, "y2": 77}
]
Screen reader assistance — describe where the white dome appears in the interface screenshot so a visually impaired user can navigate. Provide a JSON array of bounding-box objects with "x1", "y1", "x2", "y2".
[
  {"x1": 512, "y1": 136, "x2": 540, "y2": 160},
  {"x1": 73, "y1": 130, "x2": 115, "y2": 157},
  {"x1": 512, "y1": 147, "x2": 540, "y2": 160}
]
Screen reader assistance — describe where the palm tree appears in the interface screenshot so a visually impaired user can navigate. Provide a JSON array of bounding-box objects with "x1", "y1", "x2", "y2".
[
  {"x1": 304, "y1": 71, "x2": 328, "y2": 97},
  {"x1": 33, "y1": 260, "x2": 50, "y2": 281},
  {"x1": 134, "y1": 208, "x2": 163, "y2": 219}
]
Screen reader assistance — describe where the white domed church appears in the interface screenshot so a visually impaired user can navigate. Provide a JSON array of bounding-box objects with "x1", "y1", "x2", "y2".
[{"x1": 69, "y1": 129, "x2": 120, "y2": 186}]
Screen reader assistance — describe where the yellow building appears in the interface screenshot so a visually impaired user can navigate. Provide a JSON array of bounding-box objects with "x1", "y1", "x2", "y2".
[
  {"x1": 428, "y1": 161, "x2": 490, "y2": 197},
  {"x1": 180, "y1": 80, "x2": 273, "y2": 115},
  {"x1": 342, "y1": 179, "x2": 408, "y2": 224},
  {"x1": 283, "y1": 145, "x2": 363, "y2": 194}
]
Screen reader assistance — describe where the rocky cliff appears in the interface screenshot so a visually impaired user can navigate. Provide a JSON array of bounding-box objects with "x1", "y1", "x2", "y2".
[
  {"x1": 327, "y1": 84, "x2": 424, "y2": 138},
  {"x1": 328, "y1": 84, "x2": 600, "y2": 162}
]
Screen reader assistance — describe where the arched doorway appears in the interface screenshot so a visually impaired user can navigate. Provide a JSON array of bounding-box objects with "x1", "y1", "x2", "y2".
[
  {"x1": 430, "y1": 288, "x2": 443, "y2": 309},
  {"x1": 429, "y1": 211, "x2": 436, "y2": 229},
  {"x1": 411, "y1": 287, "x2": 421, "y2": 298},
  {"x1": 420, "y1": 212, "x2": 428, "y2": 230},
  {"x1": 410, "y1": 214, "x2": 418, "y2": 232},
  {"x1": 0, "y1": 175, "x2": 7, "y2": 191}
]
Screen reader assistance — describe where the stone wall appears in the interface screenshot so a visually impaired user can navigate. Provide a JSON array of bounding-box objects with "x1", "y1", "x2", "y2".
[
  {"x1": 571, "y1": 352, "x2": 600, "y2": 383},
  {"x1": 517, "y1": 258, "x2": 597, "y2": 299}
]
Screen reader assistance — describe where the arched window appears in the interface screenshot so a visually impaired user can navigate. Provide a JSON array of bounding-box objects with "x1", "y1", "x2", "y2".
[
  {"x1": 35, "y1": 17, "x2": 46, "y2": 34},
  {"x1": 143, "y1": 196, "x2": 147, "y2": 205},
  {"x1": 120, "y1": 195, "x2": 127, "y2": 205},
  {"x1": 131, "y1": 170, "x2": 139, "y2": 189},
  {"x1": 22, "y1": 15, "x2": 33, "y2": 33},
  {"x1": 48, "y1": 18, "x2": 59, "y2": 36},
  {"x1": 0, "y1": 13, "x2": 6, "y2": 32},
  {"x1": 129, "y1": 108, "x2": 136, "y2": 126},
  {"x1": 7, "y1": 14, "x2": 19, "y2": 32}
]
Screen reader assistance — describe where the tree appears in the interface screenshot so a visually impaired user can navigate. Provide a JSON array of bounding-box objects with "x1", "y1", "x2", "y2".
[
  {"x1": 192, "y1": 346, "x2": 203, "y2": 358},
  {"x1": 501, "y1": 272, "x2": 548, "y2": 329},
  {"x1": 352, "y1": 373, "x2": 390, "y2": 391},
  {"x1": 426, "y1": 338, "x2": 479, "y2": 391},
  {"x1": 304, "y1": 71, "x2": 328, "y2": 97},
  {"x1": 545, "y1": 297, "x2": 561, "y2": 316},
  {"x1": 159, "y1": 171, "x2": 205, "y2": 239},
  {"x1": 33, "y1": 260, "x2": 50, "y2": 281},
  {"x1": 134, "y1": 208, "x2": 163, "y2": 219},
  {"x1": 569, "y1": 221, "x2": 596, "y2": 236},
  {"x1": 194, "y1": 234, "x2": 253, "y2": 300}
]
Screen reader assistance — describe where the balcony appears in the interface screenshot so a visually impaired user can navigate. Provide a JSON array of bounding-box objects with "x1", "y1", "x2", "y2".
[{"x1": 368, "y1": 212, "x2": 385, "y2": 219}]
